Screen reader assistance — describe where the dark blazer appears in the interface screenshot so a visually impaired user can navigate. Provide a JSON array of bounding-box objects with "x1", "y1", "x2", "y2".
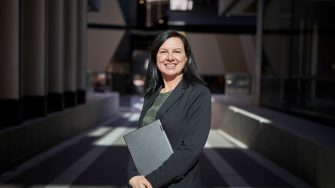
[{"x1": 127, "y1": 80, "x2": 212, "y2": 188}]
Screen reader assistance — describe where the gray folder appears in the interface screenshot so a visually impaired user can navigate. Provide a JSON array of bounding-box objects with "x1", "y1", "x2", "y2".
[{"x1": 123, "y1": 119, "x2": 174, "y2": 176}]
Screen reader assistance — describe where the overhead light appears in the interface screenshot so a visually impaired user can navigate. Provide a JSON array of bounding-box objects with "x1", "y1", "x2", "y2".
[
  {"x1": 167, "y1": 21, "x2": 186, "y2": 26},
  {"x1": 147, "y1": 0, "x2": 168, "y2": 2},
  {"x1": 170, "y1": 0, "x2": 193, "y2": 11}
]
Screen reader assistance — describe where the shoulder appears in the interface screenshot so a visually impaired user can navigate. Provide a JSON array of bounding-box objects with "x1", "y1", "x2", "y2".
[
  {"x1": 184, "y1": 82, "x2": 212, "y2": 117},
  {"x1": 182, "y1": 82, "x2": 211, "y2": 104},
  {"x1": 187, "y1": 82, "x2": 211, "y2": 96}
]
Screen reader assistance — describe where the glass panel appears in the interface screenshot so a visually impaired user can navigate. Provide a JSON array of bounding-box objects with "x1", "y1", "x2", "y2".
[{"x1": 260, "y1": 0, "x2": 335, "y2": 126}]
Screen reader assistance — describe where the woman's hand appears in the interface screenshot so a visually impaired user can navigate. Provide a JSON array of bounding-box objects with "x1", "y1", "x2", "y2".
[{"x1": 129, "y1": 175, "x2": 152, "y2": 188}]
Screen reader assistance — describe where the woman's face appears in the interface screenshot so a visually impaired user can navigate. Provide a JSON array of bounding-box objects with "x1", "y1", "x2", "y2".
[{"x1": 156, "y1": 37, "x2": 187, "y2": 80}]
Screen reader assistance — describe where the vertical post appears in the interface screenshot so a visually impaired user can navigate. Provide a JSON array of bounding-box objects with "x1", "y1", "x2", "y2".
[
  {"x1": 21, "y1": 0, "x2": 47, "y2": 119},
  {"x1": 64, "y1": 0, "x2": 78, "y2": 107},
  {"x1": 77, "y1": 0, "x2": 87, "y2": 104},
  {"x1": 253, "y1": 0, "x2": 264, "y2": 106},
  {"x1": 47, "y1": 0, "x2": 65, "y2": 112},
  {"x1": 0, "y1": 0, "x2": 22, "y2": 125}
]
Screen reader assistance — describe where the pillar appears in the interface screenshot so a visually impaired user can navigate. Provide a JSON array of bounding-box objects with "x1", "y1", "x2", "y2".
[
  {"x1": 0, "y1": 0, "x2": 22, "y2": 125},
  {"x1": 47, "y1": 0, "x2": 65, "y2": 112},
  {"x1": 253, "y1": 0, "x2": 264, "y2": 106},
  {"x1": 77, "y1": 0, "x2": 87, "y2": 104},
  {"x1": 22, "y1": 0, "x2": 47, "y2": 119},
  {"x1": 64, "y1": 0, "x2": 78, "y2": 107}
]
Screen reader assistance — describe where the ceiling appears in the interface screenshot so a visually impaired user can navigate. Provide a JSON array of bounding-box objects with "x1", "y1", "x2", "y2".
[{"x1": 147, "y1": 0, "x2": 258, "y2": 34}]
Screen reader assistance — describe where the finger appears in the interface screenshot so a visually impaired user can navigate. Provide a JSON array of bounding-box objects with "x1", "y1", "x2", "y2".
[{"x1": 142, "y1": 182, "x2": 152, "y2": 188}]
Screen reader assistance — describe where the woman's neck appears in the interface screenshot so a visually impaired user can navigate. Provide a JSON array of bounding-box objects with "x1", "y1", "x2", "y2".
[{"x1": 162, "y1": 74, "x2": 183, "y2": 92}]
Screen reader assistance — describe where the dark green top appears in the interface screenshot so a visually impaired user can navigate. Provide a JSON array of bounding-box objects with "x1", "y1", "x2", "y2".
[{"x1": 142, "y1": 91, "x2": 171, "y2": 126}]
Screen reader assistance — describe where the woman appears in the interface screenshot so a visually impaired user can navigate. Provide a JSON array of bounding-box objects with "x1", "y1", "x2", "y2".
[{"x1": 128, "y1": 30, "x2": 211, "y2": 188}]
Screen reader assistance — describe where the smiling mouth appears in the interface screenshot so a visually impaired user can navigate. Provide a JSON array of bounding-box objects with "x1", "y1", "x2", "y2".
[{"x1": 165, "y1": 63, "x2": 177, "y2": 69}]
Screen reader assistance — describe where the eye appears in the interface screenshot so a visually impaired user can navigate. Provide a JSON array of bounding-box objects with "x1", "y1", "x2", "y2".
[{"x1": 159, "y1": 50, "x2": 167, "y2": 54}]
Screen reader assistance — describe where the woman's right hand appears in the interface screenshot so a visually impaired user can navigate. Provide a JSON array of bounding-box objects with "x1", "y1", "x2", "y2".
[{"x1": 129, "y1": 175, "x2": 152, "y2": 188}]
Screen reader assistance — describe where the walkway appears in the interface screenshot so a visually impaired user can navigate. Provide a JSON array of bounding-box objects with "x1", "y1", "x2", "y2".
[{"x1": 0, "y1": 95, "x2": 314, "y2": 188}]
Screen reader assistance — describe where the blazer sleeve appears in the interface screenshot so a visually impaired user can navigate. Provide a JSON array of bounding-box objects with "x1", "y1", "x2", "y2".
[
  {"x1": 145, "y1": 87, "x2": 212, "y2": 187},
  {"x1": 127, "y1": 93, "x2": 152, "y2": 182},
  {"x1": 127, "y1": 154, "x2": 140, "y2": 180}
]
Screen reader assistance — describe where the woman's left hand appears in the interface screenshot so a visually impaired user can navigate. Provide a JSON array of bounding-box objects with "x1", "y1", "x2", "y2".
[{"x1": 129, "y1": 175, "x2": 152, "y2": 188}]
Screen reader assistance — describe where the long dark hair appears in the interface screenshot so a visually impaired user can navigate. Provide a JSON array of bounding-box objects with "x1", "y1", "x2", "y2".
[{"x1": 144, "y1": 30, "x2": 205, "y2": 95}]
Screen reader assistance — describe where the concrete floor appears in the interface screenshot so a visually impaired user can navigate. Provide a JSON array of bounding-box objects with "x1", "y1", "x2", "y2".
[{"x1": 0, "y1": 95, "x2": 314, "y2": 188}]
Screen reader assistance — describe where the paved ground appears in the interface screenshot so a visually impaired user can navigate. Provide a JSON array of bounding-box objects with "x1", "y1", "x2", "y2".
[{"x1": 0, "y1": 95, "x2": 314, "y2": 188}]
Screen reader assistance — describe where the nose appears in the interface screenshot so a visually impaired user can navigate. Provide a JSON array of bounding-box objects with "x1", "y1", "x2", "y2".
[{"x1": 166, "y1": 52, "x2": 174, "y2": 61}]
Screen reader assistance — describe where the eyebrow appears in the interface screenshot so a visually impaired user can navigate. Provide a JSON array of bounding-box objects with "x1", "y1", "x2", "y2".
[{"x1": 159, "y1": 48, "x2": 183, "y2": 51}]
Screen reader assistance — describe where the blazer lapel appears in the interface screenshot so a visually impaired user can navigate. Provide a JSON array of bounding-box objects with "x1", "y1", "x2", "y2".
[
  {"x1": 138, "y1": 87, "x2": 161, "y2": 126},
  {"x1": 156, "y1": 80, "x2": 186, "y2": 120}
]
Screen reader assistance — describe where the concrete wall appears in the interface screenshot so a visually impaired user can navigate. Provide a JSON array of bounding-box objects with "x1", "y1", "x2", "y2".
[
  {"x1": 212, "y1": 97, "x2": 335, "y2": 188},
  {"x1": 87, "y1": 0, "x2": 126, "y2": 73},
  {"x1": 0, "y1": 93, "x2": 119, "y2": 172}
]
